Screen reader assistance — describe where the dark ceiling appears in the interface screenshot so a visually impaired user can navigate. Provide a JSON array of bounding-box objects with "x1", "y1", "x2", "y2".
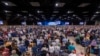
[{"x1": 0, "y1": 0, "x2": 100, "y2": 22}]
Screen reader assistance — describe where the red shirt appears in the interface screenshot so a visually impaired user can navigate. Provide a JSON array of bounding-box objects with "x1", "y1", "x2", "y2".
[{"x1": 2, "y1": 48, "x2": 10, "y2": 56}]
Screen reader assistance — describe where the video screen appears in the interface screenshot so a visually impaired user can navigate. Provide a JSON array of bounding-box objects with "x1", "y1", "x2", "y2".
[
  {"x1": 80, "y1": 22, "x2": 84, "y2": 25},
  {"x1": 55, "y1": 21, "x2": 61, "y2": 25},
  {"x1": 0, "y1": 21, "x2": 3, "y2": 25},
  {"x1": 37, "y1": 21, "x2": 69, "y2": 25},
  {"x1": 48, "y1": 22, "x2": 57, "y2": 25},
  {"x1": 65, "y1": 22, "x2": 69, "y2": 25},
  {"x1": 37, "y1": 22, "x2": 42, "y2": 25},
  {"x1": 21, "y1": 21, "x2": 26, "y2": 25}
]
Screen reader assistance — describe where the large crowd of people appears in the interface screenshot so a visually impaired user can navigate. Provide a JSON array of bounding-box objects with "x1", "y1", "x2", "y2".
[{"x1": 0, "y1": 25, "x2": 100, "y2": 56}]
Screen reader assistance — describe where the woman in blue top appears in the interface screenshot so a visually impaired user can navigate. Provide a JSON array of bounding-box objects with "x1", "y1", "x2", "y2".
[{"x1": 68, "y1": 43, "x2": 75, "y2": 53}]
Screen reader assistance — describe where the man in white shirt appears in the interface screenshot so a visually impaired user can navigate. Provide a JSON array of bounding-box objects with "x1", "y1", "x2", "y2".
[
  {"x1": 52, "y1": 41, "x2": 56, "y2": 46},
  {"x1": 49, "y1": 45, "x2": 55, "y2": 56},
  {"x1": 55, "y1": 38, "x2": 60, "y2": 45},
  {"x1": 68, "y1": 51, "x2": 76, "y2": 56},
  {"x1": 54, "y1": 45, "x2": 60, "y2": 56}
]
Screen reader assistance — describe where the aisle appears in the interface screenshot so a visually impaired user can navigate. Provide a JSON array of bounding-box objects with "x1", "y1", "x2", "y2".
[{"x1": 68, "y1": 36, "x2": 96, "y2": 56}]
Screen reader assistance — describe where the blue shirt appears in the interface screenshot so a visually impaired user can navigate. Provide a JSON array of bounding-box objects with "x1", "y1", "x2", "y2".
[
  {"x1": 18, "y1": 45, "x2": 26, "y2": 53},
  {"x1": 68, "y1": 45, "x2": 75, "y2": 52}
]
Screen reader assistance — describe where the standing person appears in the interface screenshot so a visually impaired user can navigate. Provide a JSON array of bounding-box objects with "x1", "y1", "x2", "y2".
[
  {"x1": 62, "y1": 37, "x2": 68, "y2": 44},
  {"x1": 85, "y1": 46, "x2": 91, "y2": 56},
  {"x1": 90, "y1": 39, "x2": 97, "y2": 51},
  {"x1": 41, "y1": 45, "x2": 48, "y2": 56},
  {"x1": 18, "y1": 44, "x2": 26, "y2": 56},
  {"x1": 2, "y1": 47, "x2": 10, "y2": 56},
  {"x1": 0, "y1": 38, "x2": 4, "y2": 45},
  {"x1": 49, "y1": 44, "x2": 55, "y2": 56},
  {"x1": 24, "y1": 38, "x2": 29, "y2": 48},
  {"x1": 68, "y1": 43, "x2": 75, "y2": 53},
  {"x1": 24, "y1": 51, "x2": 31, "y2": 56},
  {"x1": 97, "y1": 37, "x2": 100, "y2": 56},
  {"x1": 98, "y1": 44, "x2": 100, "y2": 56},
  {"x1": 27, "y1": 45, "x2": 32, "y2": 56},
  {"x1": 66, "y1": 40, "x2": 71, "y2": 49},
  {"x1": 54, "y1": 45, "x2": 60, "y2": 56},
  {"x1": 11, "y1": 50, "x2": 18, "y2": 56},
  {"x1": 61, "y1": 50, "x2": 69, "y2": 56},
  {"x1": 32, "y1": 44, "x2": 38, "y2": 56}
]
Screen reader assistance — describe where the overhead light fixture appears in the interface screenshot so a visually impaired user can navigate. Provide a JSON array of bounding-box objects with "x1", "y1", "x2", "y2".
[
  {"x1": 93, "y1": 15, "x2": 97, "y2": 17},
  {"x1": 2, "y1": 1, "x2": 16, "y2": 6},
  {"x1": 67, "y1": 11, "x2": 73, "y2": 13},
  {"x1": 30, "y1": 2, "x2": 40, "y2": 7},
  {"x1": 91, "y1": 17, "x2": 95, "y2": 20},
  {"x1": 96, "y1": 11, "x2": 100, "y2": 14},
  {"x1": 37, "y1": 10, "x2": 40, "y2": 13},
  {"x1": 17, "y1": 14, "x2": 21, "y2": 16},
  {"x1": 91, "y1": 15, "x2": 97, "y2": 20},
  {"x1": 76, "y1": 17, "x2": 81, "y2": 20},
  {"x1": 55, "y1": 3, "x2": 59, "y2": 7},
  {"x1": 73, "y1": 14, "x2": 76, "y2": 17},
  {"x1": 29, "y1": 14, "x2": 32, "y2": 16},
  {"x1": 4, "y1": 10, "x2": 11, "y2": 13},
  {"x1": 37, "y1": 10, "x2": 43, "y2": 13},
  {"x1": 5, "y1": 10, "x2": 8, "y2": 13},
  {"x1": 78, "y1": 3, "x2": 90, "y2": 7},
  {"x1": 4, "y1": 2, "x2": 8, "y2": 5},
  {"x1": 55, "y1": 2, "x2": 65, "y2": 7}
]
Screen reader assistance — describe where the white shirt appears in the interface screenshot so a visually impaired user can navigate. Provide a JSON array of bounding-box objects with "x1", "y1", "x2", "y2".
[
  {"x1": 52, "y1": 42, "x2": 56, "y2": 46},
  {"x1": 8, "y1": 33, "x2": 11, "y2": 37},
  {"x1": 55, "y1": 39, "x2": 60, "y2": 44},
  {"x1": 54, "y1": 46, "x2": 60, "y2": 52},
  {"x1": 41, "y1": 47, "x2": 48, "y2": 51},
  {"x1": 68, "y1": 53, "x2": 76, "y2": 56},
  {"x1": 62, "y1": 38, "x2": 68, "y2": 44},
  {"x1": 37, "y1": 39, "x2": 41, "y2": 45},
  {"x1": 49, "y1": 46, "x2": 55, "y2": 53}
]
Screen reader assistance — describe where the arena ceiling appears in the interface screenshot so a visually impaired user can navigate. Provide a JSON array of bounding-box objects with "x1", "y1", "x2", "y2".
[{"x1": 0, "y1": 0, "x2": 100, "y2": 22}]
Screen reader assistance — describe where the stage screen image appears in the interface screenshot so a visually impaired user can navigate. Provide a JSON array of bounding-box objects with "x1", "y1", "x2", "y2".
[
  {"x1": 0, "y1": 21, "x2": 3, "y2": 25},
  {"x1": 37, "y1": 22, "x2": 42, "y2": 25},
  {"x1": 65, "y1": 22, "x2": 69, "y2": 25},
  {"x1": 37, "y1": 21, "x2": 69, "y2": 25},
  {"x1": 55, "y1": 21, "x2": 61, "y2": 25},
  {"x1": 48, "y1": 22, "x2": 57, "y2": 25},
  {"x1": 80, "y1": 22, "x2": 84, "y2": 25},
  {"x1": 21, "y1": 21, "x2": 26, "y2": 25}
]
